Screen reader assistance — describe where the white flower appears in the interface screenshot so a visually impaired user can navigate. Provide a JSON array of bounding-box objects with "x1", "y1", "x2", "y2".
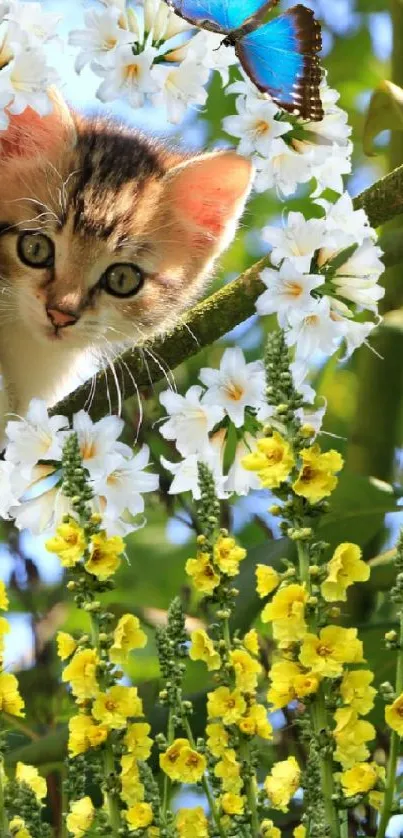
[
  {"x1": 8, "y1": 2, "x2": 61, "y2": 47},
  {"x1": 144, "y1": 0, "x2": 192, "y2": 41},
  {"x1": 225, "y1": 435, "x2": 261, "y2": 496},
  {"x1": 290, "y1": 361, "x2": 316, "y2": 405},
  {"x1": 311, "y1": 143, "x2": 352, "y2": 196},
  {"x1": 340, "y1": 317, "x2": 377, "y2": 358},
  {"x1": 186, "y1": 30, "x2": 236, "y2": 86},
  {"x1": 72, "y1": 411, "x2": 131, "y2": 480},
  {"x1": 69, "y1": 7, "x2": 134, "y2": 73},
  {"x1": 199, "y1": 347, "x2": 266, "y2": 428},
  {"x1": 5, "y1": 399, "x2": 68, "y2": 479},
  {"x1": 159, "y1": 385, "x2": 224, "y2": 456},
  {"x1": 96, "y1": 44, "x2": 158, "y2": 108},
  {"x1": 253, "y1": 138, "x2": 313, "y2": 197},
  {"x1": 223, "y1": 95, "x2": 291, "y2": 157},
  {"x1": 256, "y1": 262, "x2": 323, "y2": 327},
  {"x1": 0, "y1": 47, "x2": 58, "y2": 117},
  {"x1": 0, "y1": 460, "x2": 20, "y2": 519},
  {"x1": 304, "y1": 82, "x2": 351, "y2": 146},
  {"x1": 161, "y1": 451, "x2": 227, "y2": 500},
  {"x1": 318, "y1": 192, "x2": 374, "y2": 248},
  {"x1": 286, "y1": 297, "x2": 344, "y2": 360},
  {"x1": 93, "y1": 445, "x2": 159, "y2": 519},
  {"x1": 263, "y1": 212, "x2": 332, "y2": 273},
  {"x1": 10, "y1": 468, "x2": 71, "y2": 534},
  {"x1": 151, "y1": 57, "x2": 208, "y2": 123},
  {"x1": 334, "y1": 239, "x2": 384, "y2": 283}
]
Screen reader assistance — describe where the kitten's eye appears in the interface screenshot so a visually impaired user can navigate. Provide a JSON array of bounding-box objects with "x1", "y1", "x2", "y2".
[
  {"x1": 17, "y1": 232, "x2": 54, "y2": 268},
  {"x1": 102, "y1": 263, "x2": 144, "y2": 298}
]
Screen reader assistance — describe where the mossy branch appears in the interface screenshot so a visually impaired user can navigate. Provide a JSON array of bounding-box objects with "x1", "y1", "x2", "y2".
[{"x1": 51, "y1": 168, "x2": 403, "y2": 420}]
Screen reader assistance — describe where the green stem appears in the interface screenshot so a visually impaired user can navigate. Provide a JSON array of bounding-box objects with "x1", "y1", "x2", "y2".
[
  {"x1": 312, "y1": 688, "x2": 340, "y2": 838},
  {"x1": 183, "y1": 718, "x2": 225, "y2": 838},
  {"x1": 340, "y1": 809, "x2": 348, "y2": 838},
  {"x1": 297, "y1": 540, "x2": 310, "y2": 588},
  {"x1": 375, "y1": 608, "x2": 403, "y2": 838},
  {"x1": 0, "y1": 756, "x2": 7, "y2": 837},
  {"x1": 240, "y1": 740, "x2": 259, "y2": 835},
  {"x1": 161, "y1": 709, "x2": 175, "y2": 820}
]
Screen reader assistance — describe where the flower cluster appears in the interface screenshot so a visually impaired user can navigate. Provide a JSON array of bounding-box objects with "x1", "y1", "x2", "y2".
[{"x1": 0, "y1": 399, "x2": 158, "y2": 537}]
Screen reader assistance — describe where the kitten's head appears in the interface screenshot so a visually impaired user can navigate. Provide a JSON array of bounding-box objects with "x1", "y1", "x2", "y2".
[{"x1": 0, "y1": 90, "x2": 253, "y2": 353}]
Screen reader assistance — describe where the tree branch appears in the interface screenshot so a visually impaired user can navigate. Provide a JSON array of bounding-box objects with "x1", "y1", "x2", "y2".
[{"x1": 51, "y1": 166, "x2": 403, "y2": 420}]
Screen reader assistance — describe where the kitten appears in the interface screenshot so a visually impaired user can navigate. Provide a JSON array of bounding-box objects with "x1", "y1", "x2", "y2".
[{"x1": 0, "y1": 89, "x2": 253, "y2": 419}]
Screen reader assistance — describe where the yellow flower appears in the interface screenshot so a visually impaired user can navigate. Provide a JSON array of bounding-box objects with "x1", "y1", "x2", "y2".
[
  {"x1": 214, "y1": 749, "x2": 242, "y2": 793},
  {"x1": 185, "y1": 552, "x2": 220, "y2": 594},
  {"x1": 229, "y1": 649, "x2": 261, "y2": 692},
  {"x1": 125, "y1": 722, "x2": 153, "y2": 760},
  {"x1": 243, "y1": 629, "x2": 259, "y2": 656},
  {"x1": 66, "y1": 797, "x2": 94, "y2": 837},
  {"x1": 109, "y1": 614, "x2": 147, "y2": 664},
  {"x1": 293, "y1": 827, "x2": 306, "y2": 838},
  {"x1": 299, "y1": 626, "x2": 364, "y2": 678},
  {"x1": 68, "y1": 714, "x2": 108, "y2": 757},
  {"x1": 238, "y1": 703, "x2": 273, "y2": 739},
  {"x1": 126, "y1": 802, "x2": 154, "y2": 830},
  {"x1": 264, "y1": 757, "x2": 301, "y2": 812},
  {"x1": 267, "y1": 661, "x2": 319, "y2": 709},
  {"x1": 261, "y1": 821, "x2": 281, "y2": 838},
  {"x1": 0, "y1": 672, "x2": 25, "y2": 716},
  {"x1": 46, "y1": 520, "x2": 85, "y2": 567},
  {"x1": 62, "y1": 649, "x2": 99, "y2": 700},
  {"x1": 256, "y1": 565, "x2": 280, "y2": 598},
  {"x1": 207, "y1": 686, "x2": 246, "y2": 725},
  {"x1": 369, "y1": 790, "x2": 385, "y2": 811},
  {"x1": 262, "y1": 584, "x2": 308, "y2": 642},
  {"x1": 0, "y1": 580, "x2": 9, "y2": 611},
  {"x1": 221, "y1": 792, "x2": 245, "y2": 815},
  {"x1": 385, "y1": 692, "x2": 403, "y2": 734},
  {"x1": 206, "y1": 723, "x2": 228, "y2": 758},
  {"x1": 213, "y1": 535, "x2": 246, "y2": 576},
  {"x1": 160, "y1": 738, "x2": 206, "y2": 783},
  {"x1": 9, "y1": 817, "x2": 31, "y2": 838},
  {"x1": 189, "y1": 630, "x2": 220, "y2": 671},
  {"x1": 92, "y1": 686, "x2": 143, "y2": 729},
  {"x1": 121, "y1": 754, "x2": 144, "y2": 805},
  {"x1": 56, "y1": 632, "x2": 77, "y2": 661},
  {"x1": 334, "y1": 708, "x2": 375, "y2": 768},
  {"x1": 293, "y1": 444, "x2": 343, "y2": 503},
  {"x1": 85, "y1": 532, "x2": 124, "y2": 579},
  {"x1": 341, "y1": 762, "x2": 380, "y2": 797},
  {"x1": 340, "y1": 670, "x2": 376, "y2": 715},
  {"x1": 16, "y1": 763, "x2": 46, "y2": 801},
  {"x1": 321, "y1": 543, "x2": 370, "y2": 602},
  {"x1": 175, "y1": 807, "x2": 209, "y2": 838},
  {"x1": 242, "y1": 432, "x2": 295, "y2": 488}
]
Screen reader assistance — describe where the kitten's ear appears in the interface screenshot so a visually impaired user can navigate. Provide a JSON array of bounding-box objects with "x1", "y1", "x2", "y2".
[
  {"x1": 0, "y1": 88, "x2": 76, "y2": 159},
  {"x1": 164, "y1": 151, "x2": 254, "y2": 248}
]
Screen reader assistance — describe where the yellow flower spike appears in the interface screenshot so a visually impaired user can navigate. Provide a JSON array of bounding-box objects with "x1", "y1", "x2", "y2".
[
  {"x1": 321, "y1": 543, "x2": 370, "y2": 602},
  {"x1": 9, "y1": 817, "x2": 31, "y2": 838},
  {"x1": 109, "y1": 614, "x2": 147, "y2": 664},
  {"x1": 85, "y1": 532, "x2": 124, "y2": 580},
  {"x1": 340, "y1": 669, "x2": 376, "y2": 715},
  {"x1": 126, "y1": 802, "x2": 154, "y2": 830},
  {"x1": 262, "y1": 584, "x2": 308, "y2": 642},
  {"x1": 256, "y1": 564, "x2": 280, "y2": 598},
  {"x1": 242, "y1": 432, "x2": 295, "y2": 488},
  {"x1": 68, "y1": 714, "x2": 108, "y2": 757},
  {"x1": 385, "y1": 692, "x2": 403, "y2": 734},
  {"x1": 0, "y1": 580, "x2": 9, "y2": 611},
  {"x1": 175, "y1": 807, "x2": 209, "y2": 838},
  {"x1": 267, "y1": 660, "x2": 320, "y2": 709},
  {"x1": 221, "y1": 792, "x2": 245, "y2": 815},
  {"x1": 333, "y1": 707, "x2": 375, "y2": 767},
  {"x1": 92, "y1": 685, "x2": 143, "y2": 729},
  {"x1": 124, "y1": 722, "x2": 153, "y2": 760},
  {"x1": 243, "y1": 628, "x2": 259, "y2": 656},
  {"x1": 238, "y1": 703, "x2": 273, "y2": 739},
  {"x1": 205, "y1": 722, "x2": 229, "y2": 758},
  {"x1": 56, "y1": 632, "x2": 77, "y2": 661},
  {"x1": 229, "y1": 649, "x2": 262, "y2": 692},
  {"x1": 185, "y1": 552, "x2": 220, "y2": 594},
  {"x1": 292, "y1": 444, "x2": 343, "y2": 503},
  {"x1": 260, "y1": 821, "x2": 281, "y2": 838},
  {"x1": 159, "y1": 738, "x2": 206, "y2": 783},
  {"x1": 0, "y1": 672, "x2": 25, "y2": 716},
  {"x1": 207, "y1": 686, "x2": 247, "y2": 725},
  {"x1": 66, "y1": 797, "x2": 95, "y2": 837},
  {"x1": 341, "y1": 762, "x2": 380, "y2": 797},
  {"x1": 62, "y1": 649, "x2": 99, "y2": 700},
  {"x1": 213, "y1": 535, "x2": 246, "y2": 576},
  {"x1": 189, "y1": 629, "x2": 221, "y2": 671},
  {"x1": 299, "y1": 626, "x2": 364, "y2": 678},
  {"x1": 214, "y1": 749, "x2": 242, "y2": 793},
  {"x1": 120, "y1": 754, "x2": 145, "y2": 805},
  {"x1": 264, "y1": 756, "x2": 301, "y2": 812},
  {"x1": 45, "y1": 520, "x2": 86, "y2": 567},
  {"x1": 16, "y1": 763, "x2": 46, "y2": 801}
]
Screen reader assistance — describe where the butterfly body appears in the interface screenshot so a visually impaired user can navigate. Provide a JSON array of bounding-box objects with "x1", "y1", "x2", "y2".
[{"x1": 164, "y1": 0, "x2": 324, "y2": 121}]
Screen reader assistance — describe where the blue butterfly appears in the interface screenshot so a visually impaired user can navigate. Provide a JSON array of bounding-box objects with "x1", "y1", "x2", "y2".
[{"x1": 163, "y1": 0, "x2": 323, "y2": 121}]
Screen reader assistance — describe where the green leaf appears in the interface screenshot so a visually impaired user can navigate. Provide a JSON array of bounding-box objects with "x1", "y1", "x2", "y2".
[{"x1": 363, "y1": 80, "x2": 403, "y2": 156}]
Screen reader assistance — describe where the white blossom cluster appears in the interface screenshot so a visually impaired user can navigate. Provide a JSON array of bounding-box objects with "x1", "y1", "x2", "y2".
[
  {"x1": 159, "y1": 347, "x2": 324, "y2": 500},
  {"x1": 0, "y1": 400, "x2": 159, "y2": 536},
  {"x1": 0, "y1": 1, "x2": 61, "y2": 129}
]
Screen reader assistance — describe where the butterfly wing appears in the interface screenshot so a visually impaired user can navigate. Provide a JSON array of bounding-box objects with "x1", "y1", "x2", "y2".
[
  {"x1": 164, "y1": 0, "x2": 277, "y2": 35},
  {"x1": 236, "y1": 5, "x2": 323, "y2": 121}
]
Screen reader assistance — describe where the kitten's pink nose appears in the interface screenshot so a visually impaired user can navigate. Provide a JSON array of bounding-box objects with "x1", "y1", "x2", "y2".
[{"x1": 46, "y1": 307, "x2": 78, "y2": 328}]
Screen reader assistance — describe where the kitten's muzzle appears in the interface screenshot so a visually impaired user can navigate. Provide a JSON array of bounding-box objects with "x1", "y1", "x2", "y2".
[{"x1": 46, "y1": 306, "x2": 79, "y2": 329}]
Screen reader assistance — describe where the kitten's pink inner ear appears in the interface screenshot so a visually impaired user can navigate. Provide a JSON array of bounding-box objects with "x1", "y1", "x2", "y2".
[
  {"x1": 168, "y1": 152, "x2": 254, "y2": 237},
  {"x1": 0, "y1": 87, "x2": 76, "y2": 159}
]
